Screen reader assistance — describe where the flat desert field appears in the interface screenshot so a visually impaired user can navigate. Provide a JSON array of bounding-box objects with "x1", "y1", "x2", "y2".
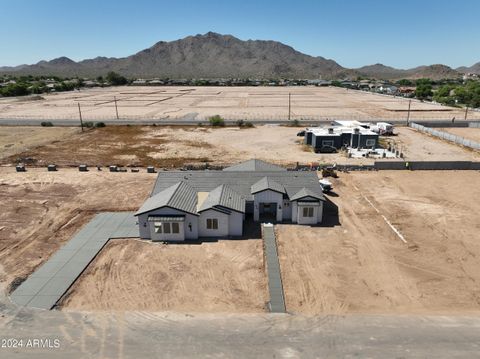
[
  {"x1": 0, "y1": 125, "x2": 375, "y2": 167},
  {"x1": 0, "y1": 168, "x2": 266, "y2": 313},
  {"x1": 277, "y1": 170, "x2": 480, "y2": 315},
  {"x1": 2, "y1": 167, "x2": 480, "y2": 315},
  {"x1": 1, "y1": 86, "x2": 477, "y2": 122},
  {"x1": 391, "y1": 127, "x2": 480, "y2": 161},
  {"x1": 440, "y1": 127, "x2": 480, "y2": 143},
  {"x1": 0, "y1": 126, "x2": 80, "y2": 159},
  {"x1": 60, "y1": 238, "x2": 267, "y2": 312},
  {"x1": 0, "y1": 168, "x2": 155, "y2": 287}
]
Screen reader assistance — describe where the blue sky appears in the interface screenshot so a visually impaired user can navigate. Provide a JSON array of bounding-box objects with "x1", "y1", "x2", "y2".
[{"x1": 1, "y1": 0, "x2": 479, "y2": 68}]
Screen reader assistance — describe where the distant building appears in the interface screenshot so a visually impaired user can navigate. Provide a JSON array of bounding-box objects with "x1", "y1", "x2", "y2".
[
  {"x1": 132, "y1": 79, "x2": 147, "y2": 85},
  {"x1": 304, "y1": 121, "x2": 379, "y2": 151},
  {"x1": 399, "y1": 86, "x2": 416, "y2": 95}
]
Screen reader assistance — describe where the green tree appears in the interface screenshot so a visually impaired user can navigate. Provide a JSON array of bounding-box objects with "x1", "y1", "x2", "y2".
[
  {"x1": 1, "y1": 83, "x2": 29, "y2": 97},
  {"x1": 106, "y1": 71, "x2": 128, "y2": 85},
  {"x1": 433, "y1": 84, "x2": 455, "y2": 106},
  {"x1": 396, "y1": 79, "x2": 413, "y2": 86},
  {"x1": 415, "y1": 82, "x2": 433, "y2": 100}
]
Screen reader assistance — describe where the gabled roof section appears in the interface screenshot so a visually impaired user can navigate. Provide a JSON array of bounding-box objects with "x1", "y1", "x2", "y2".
[
  {"x1": 223, "y1": 159, "x2": 286, "y2": 172},
  {"x1": 198, "y1": 184, "x2": 245, "y2": 213},
  {"x1": 290, "y1": 187, "x2": 326, "y2": 202},
  {"x1": 251, "y1": 176, "x2": 286, "y2": 195},
  {"x1": 151, "y1": 170, "x2": 323, "y2": 202},
  {"x1": 135, "y1": 181, "x2": 198, "y2": 216}
]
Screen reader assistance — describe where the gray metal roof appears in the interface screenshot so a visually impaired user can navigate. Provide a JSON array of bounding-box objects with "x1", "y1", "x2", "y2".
[
  {"x1": 198, "y1": 184, "x2": 245, "y2": 213},
  {"x1": 135, "y1": 181, "x2": 198, "y2": 216},
  {"x1": 290, "y1": 187, "x2": 326, "y2": 201},
  {"x1": 251, "y1": 177, "x2": 286, "y2": 194},
  {"x1": 152, "y1": 170, "x2": 324, "y2": 202},
  {"x1": 223, "y1": 159, "x2": 286, "y2": 172}
]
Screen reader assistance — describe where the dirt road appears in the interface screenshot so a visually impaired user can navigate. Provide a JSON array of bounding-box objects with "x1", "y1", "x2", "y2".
[{"x1": 277, "y1": 170, "x2": 480, "y2": 315}]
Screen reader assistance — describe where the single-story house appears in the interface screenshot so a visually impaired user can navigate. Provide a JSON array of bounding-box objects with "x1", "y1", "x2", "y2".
[{"x1": 135, "y1": 159, "x2": 326, "y2": 242}]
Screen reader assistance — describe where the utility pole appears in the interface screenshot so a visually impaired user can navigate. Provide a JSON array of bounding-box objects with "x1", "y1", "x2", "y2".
[
  {"x1": 464, "y1": 105, "x2": 469, "y2": 121},
  {"x1": 114, "y1": 96, "x2": 119, "y2": 119},
  {"x1": 78, "y1": 102, "x2": 84, "y2": 132},
  {"x1": 288, "y1": 92, "x2": 291, "y2": 121},
  {"x1": 406, "y1": 99, "x2": 411, "y2": 125}
]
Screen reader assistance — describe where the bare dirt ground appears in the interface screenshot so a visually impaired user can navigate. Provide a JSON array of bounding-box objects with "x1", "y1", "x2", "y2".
[
  {"x1": 60, "y1": 238, "x2": 267, "y2": 312},
  {"x1": 1, "y1": 86, "x2": 476, "y2": 122},
  {"x1": 0, "y1": 167, "x2": 266, "y2": 313},
  {"x1": 393, "y1": 127, "x2": 480, "y2": 160},
  {"x1": 277, "y1": 170, "x2": 480, "y2": 315},
  {"x1": 0, "y1": 168, "x2": 155, "y2": 288},
  {"x1": 0, "y1": 126, "x2": 79, "y2": 159},
  {"x1": 0, "y1": 125, "x2": 371, "y2": 167},
  {"x1": 440, "y1": 127, "x2": 480, "y2": 143}
]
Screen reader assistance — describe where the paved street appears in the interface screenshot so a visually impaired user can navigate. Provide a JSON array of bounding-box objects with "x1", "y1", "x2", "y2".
[{"x1": 1, "y1": 291, "x2": 480, "y2": 359}]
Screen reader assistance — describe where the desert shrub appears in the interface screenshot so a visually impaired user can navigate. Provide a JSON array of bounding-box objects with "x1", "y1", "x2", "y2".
[
  {"x1": 40, "y1": 121, "x2": 53, "y2": 127},
  {"x1": 287, "y1": 119, "x2": 300, "y2": 127},
  {"x1": 244, "y1": 121, "x2": 254, "y2": 128},
  {"x1": 83, "y1": 121, "x2": 94, "y2": 128},
  {"x1": 95, "y1": 122, "x2": 106, "y2": 128},
  {"x1": 208, "y1": 115, "x2": 225, "y2": 127}
]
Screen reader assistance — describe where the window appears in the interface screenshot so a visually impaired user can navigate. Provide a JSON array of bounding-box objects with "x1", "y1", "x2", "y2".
[
  {"x1": 163, "y1": 223, "x2": 171, "y2": 234},
  {"x1": 366, "y1": 139, "x2": 376, "y2": 147},
  {"x1": 322, "y1": 140, "x2": 334, "y2": 146},
  {"x1": 303, "y1": 207, "x2": 314, "y2": 217},
  {"x1": 154, "y1": 222, "x2": 180, "y2": 235},
  {"x1": 207, "y1": 218, "x2": 218, "y2": 230},
  {"x1": 172, "y1": 222, "x2": 180, "y2": 234}
]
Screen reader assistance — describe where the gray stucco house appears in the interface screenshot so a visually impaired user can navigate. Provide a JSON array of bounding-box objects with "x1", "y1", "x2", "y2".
[{"x1": 135, "y1": 159, "x2": 325, "y2": 242}]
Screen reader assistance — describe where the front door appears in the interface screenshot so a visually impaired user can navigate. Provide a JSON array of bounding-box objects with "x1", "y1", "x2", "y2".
[{"x1": 259, "y1": 202, "x2": 277, "y2": 222}]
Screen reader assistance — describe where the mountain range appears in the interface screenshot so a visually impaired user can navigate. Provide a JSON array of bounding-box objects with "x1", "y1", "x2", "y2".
[{"x1": 1, "y1": 32, "x2": 478, "y2": 80}]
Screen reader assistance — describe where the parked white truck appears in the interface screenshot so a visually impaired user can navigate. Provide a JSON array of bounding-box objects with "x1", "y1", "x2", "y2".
[{"x1": 376, "y1": 122, "x2": 394, "y2": 135}]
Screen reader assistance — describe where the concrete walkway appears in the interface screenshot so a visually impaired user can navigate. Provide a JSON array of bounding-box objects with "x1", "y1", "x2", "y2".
[
  {"x1": 262, "y1": 224, "x2": 286, "y2": 313},
  {"x1": 10, "y1": 212, "x2": 137, "y2": 310}
]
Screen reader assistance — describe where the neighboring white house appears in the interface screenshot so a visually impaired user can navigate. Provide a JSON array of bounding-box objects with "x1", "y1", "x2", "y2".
[{"x1": 135, "y1": 159, "x2": 326, "y2": 242}]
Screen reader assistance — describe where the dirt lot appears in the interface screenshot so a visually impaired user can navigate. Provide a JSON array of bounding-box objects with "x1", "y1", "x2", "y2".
[
  {"x1": 393, "y1": 127, "x2": 480, "y2": 161},
  {"x1": 1, "y1": 86, "x2": 477, "y2": 122},
  {"x1": 0, "y1": 168, "x2": 155, "y2": 287},
  {"x1": 277, "y1": 170, "x2": 480, "y2": 315},
  {"x1": 440, "y1": 127, "x2": 480, "y2": 143},
  {"x1": 0, "y1": 125, "x2": 372, "y2": 167},
  {"x1": 60, "y1": 238, "x2": 267, "y2": 312},
  {"x1": 0, "y1": 126, "x2": 79, "y2": 159},
  {"x1": 0, "y1": 167, "x2": 266, "y2": 313}
]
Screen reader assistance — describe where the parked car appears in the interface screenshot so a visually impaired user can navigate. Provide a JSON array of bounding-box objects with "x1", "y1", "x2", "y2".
[
  {"x1": 315, "y1": 145, "x2": 337, "y2": 153},
  {"x1": 319, "y1": 178, "x2": 333, "y2": 193},
  {"x1": 297, "y1": 130, "x2": 306, "y2": 137}
]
